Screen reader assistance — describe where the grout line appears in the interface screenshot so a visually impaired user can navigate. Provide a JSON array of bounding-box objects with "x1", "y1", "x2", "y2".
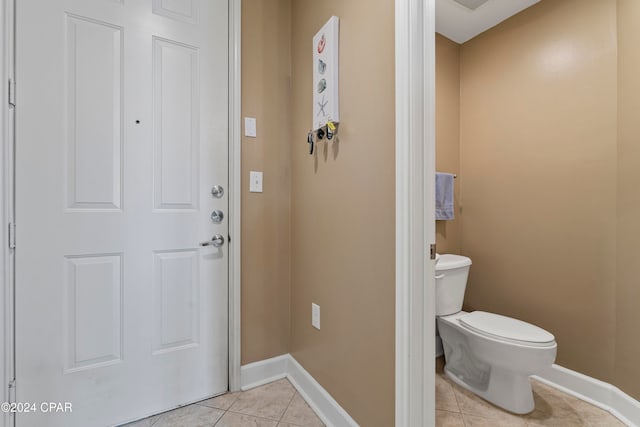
[
  {"x1": 196, "y1": 399, "x2": 240, "y2": 411},
  {"x1": 450, "y1": 380, "x2": 465, "y2": 415},
  {"x1": 558, "y1": 396, "x2": 590, "y2": 425},
  {"x1": 439, "y1": 378, "x2": 463, "y2": 414},
  {"x1": 437, "y1": 408, "x2": 463, "y2": 414},
  {"x1": 211, "y1": 409, "x2": 227, "y2": 426},
  {"x1": 278, "y1": 388, "x2": 298, "y2": 422},
  {"x1": 226, "y1": 409, "x2": 284, "y2": 423},
  {"x1": 460, "y1": 412, "x2": 469, "y2": 427},
  {"x1": 149, "y1": 414, "x2": 162, "y2": 426}
]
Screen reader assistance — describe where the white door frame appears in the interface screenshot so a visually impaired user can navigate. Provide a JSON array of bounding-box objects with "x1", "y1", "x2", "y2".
[
  {"x1": 0, "y1": 2, "x2": 243, "y2": 426},
  {"x1": 228, "y1": 0, "x2": 242, "y2": 393},
  {"x1": 1, "y1": 0, "x2": 435, "y2": 425},
  {"x1": 395, "y1": 0, "x2": 436, "y2": 425},
  {"x1": 1, "y1": 1, "x2": 15, "y2": 426}
]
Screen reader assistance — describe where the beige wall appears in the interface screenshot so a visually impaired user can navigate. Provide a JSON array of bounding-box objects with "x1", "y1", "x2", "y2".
[
  {"x1": 615, "y1": 0, "x2": 640, "y2": 399},
  {"x1": 458, "y1": 0, "x2": 618, "y2": 382},
  {"x1": 240, "y1": 0, "x2": 640, "y2": 417},
  {"x1": 241, "y1": 0, "x2": 292, "y2": 365},
  {"x1": 241, "y1": 1, "x2": 396, "y2": 421},
  {"x1": 289, "y1": 1, "x2": 396, "y2": 426},
  {"x1": 436, "y1": 34, "x2": 461, "y2": 254}
]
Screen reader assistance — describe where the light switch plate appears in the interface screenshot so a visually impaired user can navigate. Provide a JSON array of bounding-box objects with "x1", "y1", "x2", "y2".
[
  {"x1": 312, "y1": 303, "x2": 320, "y2": 330},
  {"x1": 249, "y1": 171, "x2": 263, "y2": 193},
  {"x1": 244, "y1": 117, "x2": 257, "y2": 138}
]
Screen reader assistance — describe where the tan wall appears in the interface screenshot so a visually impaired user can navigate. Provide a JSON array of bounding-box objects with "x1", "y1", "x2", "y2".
[
  {"x1": 241, "y1": 0, "x2": 292, "y2": 365},
  {"x1": 436, "y1": 34, "x2": 461, "y2": 254},
  {"x1": 458, "y1": 0, "x2": 618, "y2": 381},
  {"x1": 615, "y1": 0, "x2": 640, "y2": 399},
  {"x1": 289, "y1": 1, "x2": 395, "y2": 426}
]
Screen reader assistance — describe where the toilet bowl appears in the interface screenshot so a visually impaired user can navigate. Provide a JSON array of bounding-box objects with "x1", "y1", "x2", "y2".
[{"x1": 435, "y1": 254, "x2": 557, "y2": 414}]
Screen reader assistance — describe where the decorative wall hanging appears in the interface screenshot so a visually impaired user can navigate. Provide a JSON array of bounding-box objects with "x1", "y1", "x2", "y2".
[{"x1": 312, "y1": 16, "x2": 339, "y2": 136}]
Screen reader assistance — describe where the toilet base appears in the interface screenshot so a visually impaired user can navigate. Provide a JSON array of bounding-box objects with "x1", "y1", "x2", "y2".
[{"x1": 445, "y1": 365, "x2": 535, "y2": 414}]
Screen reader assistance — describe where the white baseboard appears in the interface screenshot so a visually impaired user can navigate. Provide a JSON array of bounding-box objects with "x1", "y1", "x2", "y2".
[
  {"x1": 241, "y1": 354, "x2": 359, "y2": 427},
  {"x1": 246, "y1": 356, "x2": 640, "y2": 427},
  {"x1": 286, "y1": 356, "x2": 359, "y2": 427},
  {"x1": 534, "y1": 364, "x2": 640, "y2": 427},
  {"x1": 240, "y1": 354, "x2": 289, "y2": 391}
]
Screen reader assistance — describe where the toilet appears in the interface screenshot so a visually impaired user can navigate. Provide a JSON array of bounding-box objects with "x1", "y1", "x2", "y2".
[{"x1": 436, "y1": 254, "x2": 557, "y2": 414}]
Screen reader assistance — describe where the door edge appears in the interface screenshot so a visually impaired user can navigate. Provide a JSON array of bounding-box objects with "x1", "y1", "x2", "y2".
[
  {"x1": 1, "y1": 0, "x2": 15, "y2": 426},
  {"x1": 228, "y1": 0, "x2": 242, "y2": 393}
]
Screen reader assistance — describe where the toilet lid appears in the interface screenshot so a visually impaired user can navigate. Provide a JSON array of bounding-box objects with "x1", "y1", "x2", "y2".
[
  {"x1": 435, "y1": 254, "x2": 472, "y2": 271},
  {"x1": 459, "y1": 311, "x2": 555, "y2": 346}
]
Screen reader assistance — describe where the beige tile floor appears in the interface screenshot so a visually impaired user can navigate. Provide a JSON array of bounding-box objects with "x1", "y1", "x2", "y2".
[
  {"x1": 122, "y1": 379, "x2": 324, "y2": 427},
  {"x1": 121, "y1": 358, "x2": 627, "y2": 427},
  {"x1": 436, "y1": 357, "x2": 627, "y2": 427}
]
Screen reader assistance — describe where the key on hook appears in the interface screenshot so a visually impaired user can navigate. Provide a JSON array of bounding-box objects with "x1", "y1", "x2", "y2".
[{"x1": 307, "y1": 130, "x2": 314, "y2": 155}]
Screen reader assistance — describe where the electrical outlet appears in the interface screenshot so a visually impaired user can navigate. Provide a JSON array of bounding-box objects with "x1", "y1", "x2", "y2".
[
  {"x1": 312, "y1": 303, "x2": 320, "y2": 330},
  {"x1": 249, "y1": 171, "x2": 263, "y2": 193}
]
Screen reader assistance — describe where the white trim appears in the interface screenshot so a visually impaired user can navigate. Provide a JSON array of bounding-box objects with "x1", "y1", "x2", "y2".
[
  {"x1": 240, "y1": 354, "x2": 358, "y2": 427},
  {"x1": 1, "y1": 1, "x2": 14, "y2": 426},
  {"x1": 287, "y1": 356, "x2": 359, "y2": 427},
  {"x1": 240, "y1": 354, "x2": 289, "y2": 391},
  {"x1": 395, "y1": 0, "x2": 436, "y2": 425},
  {"x1": 227, "y1": 0, "x2": 242, "y2": 393},
  {"x1": 0, "y1": 0, "x2": 5, "y2": 422},
  {"x1": 534, "y1": 364, "x2": 640, "y2": 427}
]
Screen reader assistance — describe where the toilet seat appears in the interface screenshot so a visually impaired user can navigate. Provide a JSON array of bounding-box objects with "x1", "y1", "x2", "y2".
[{"x1": 459, "y1": 311, "x2": 555, "y2": 347}]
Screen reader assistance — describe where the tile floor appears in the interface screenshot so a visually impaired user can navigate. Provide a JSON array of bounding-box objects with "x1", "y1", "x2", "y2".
[
  {"x1": 122, "y1": 358, "x2": 627, "y2": 427},
  {"x1": 122, "y1": 379, "x2": 325, "y2": 427},
  {"x1": 436, "y1": 357, "x2": 626, "y2": 427}
]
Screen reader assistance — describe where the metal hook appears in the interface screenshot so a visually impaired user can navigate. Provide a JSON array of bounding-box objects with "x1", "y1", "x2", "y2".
[{"x1": 307, "y1": 130, "x2": 315, "y2": 155}]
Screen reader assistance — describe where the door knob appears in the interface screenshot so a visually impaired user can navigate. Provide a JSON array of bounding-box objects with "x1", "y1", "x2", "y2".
[
  {"x1": 200, "y1": 234, "x2": 225, "y2": 247},
  {"x1": 211, "y1": 185, "x2": 224, "y2": 198},
  {"x1": 211, "y1": 210, "x2": 224, "y2": 224}
]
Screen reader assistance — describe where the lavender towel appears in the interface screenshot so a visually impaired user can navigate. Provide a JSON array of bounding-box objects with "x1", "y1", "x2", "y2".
[{"x1": 435, "y1": 172, "x2": 455, "y2": 220}]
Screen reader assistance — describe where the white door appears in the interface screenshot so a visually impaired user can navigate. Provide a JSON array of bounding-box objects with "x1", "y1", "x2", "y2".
[{"x1": 15, "y1": 1, "x2": 229, "y2": 426}]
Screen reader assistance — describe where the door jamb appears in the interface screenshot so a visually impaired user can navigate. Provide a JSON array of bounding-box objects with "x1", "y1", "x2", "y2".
[
  {"x1": 395, "y1": 0, "x2": 436, "y2": 425},
  {"x1": 228, "y1": 0, "x2": 242, "y2": 393},
  {"x1": 1, "y1": 1, "x2": 15, "y2": 426}
]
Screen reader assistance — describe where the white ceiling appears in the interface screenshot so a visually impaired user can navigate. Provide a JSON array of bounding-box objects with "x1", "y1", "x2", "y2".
[{"x1": 436, "y1": 0, "x2": 541, "y2": 44}]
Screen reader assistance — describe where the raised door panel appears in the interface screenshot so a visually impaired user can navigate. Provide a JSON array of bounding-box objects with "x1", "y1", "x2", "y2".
[
  {"x1": 152, "y1": 0, "x2": 198, "y2": 24},
  {"x1": 152, "y1": 250, "x2": 200, "y2": 354},
  {"x1": 64, "y1": 254, "x2": 123, "y2": 373},
  {"x1": 65, "y1": 15, "x2": 123, "y2": 210},
  {"x1": 152, "y1": 37, "x2": 200, "y2": 211}
]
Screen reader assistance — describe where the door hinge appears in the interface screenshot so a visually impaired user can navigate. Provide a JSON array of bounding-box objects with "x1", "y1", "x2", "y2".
[
  {"x1": 8, "y1": 379, "x2": 16, "y2": 404},
  {"x1": 430, "y1": 243, "x2": 436, "y2": 260},
  {"x1": 8, "y1": 222, "x2": 15, "y2": 249},
  {"x1": 8, "y1": 78, "x2": 15, "y2": 107}
]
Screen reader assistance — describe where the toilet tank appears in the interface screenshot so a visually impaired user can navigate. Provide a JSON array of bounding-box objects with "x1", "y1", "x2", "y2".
[{"x1": 435, "y1": 254, "x2": 472, "y2": 316}]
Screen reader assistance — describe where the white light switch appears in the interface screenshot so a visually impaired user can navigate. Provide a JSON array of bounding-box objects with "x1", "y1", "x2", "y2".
[
  {"x1": 312, "y1": 303, "x2": 320, "y2": 330},
  {"x1": 249, "y1": 171, "x2": 263, "y2": 193},
  {"x1": 244, "y1": 117, "x2": 257, "y2": 138}
]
